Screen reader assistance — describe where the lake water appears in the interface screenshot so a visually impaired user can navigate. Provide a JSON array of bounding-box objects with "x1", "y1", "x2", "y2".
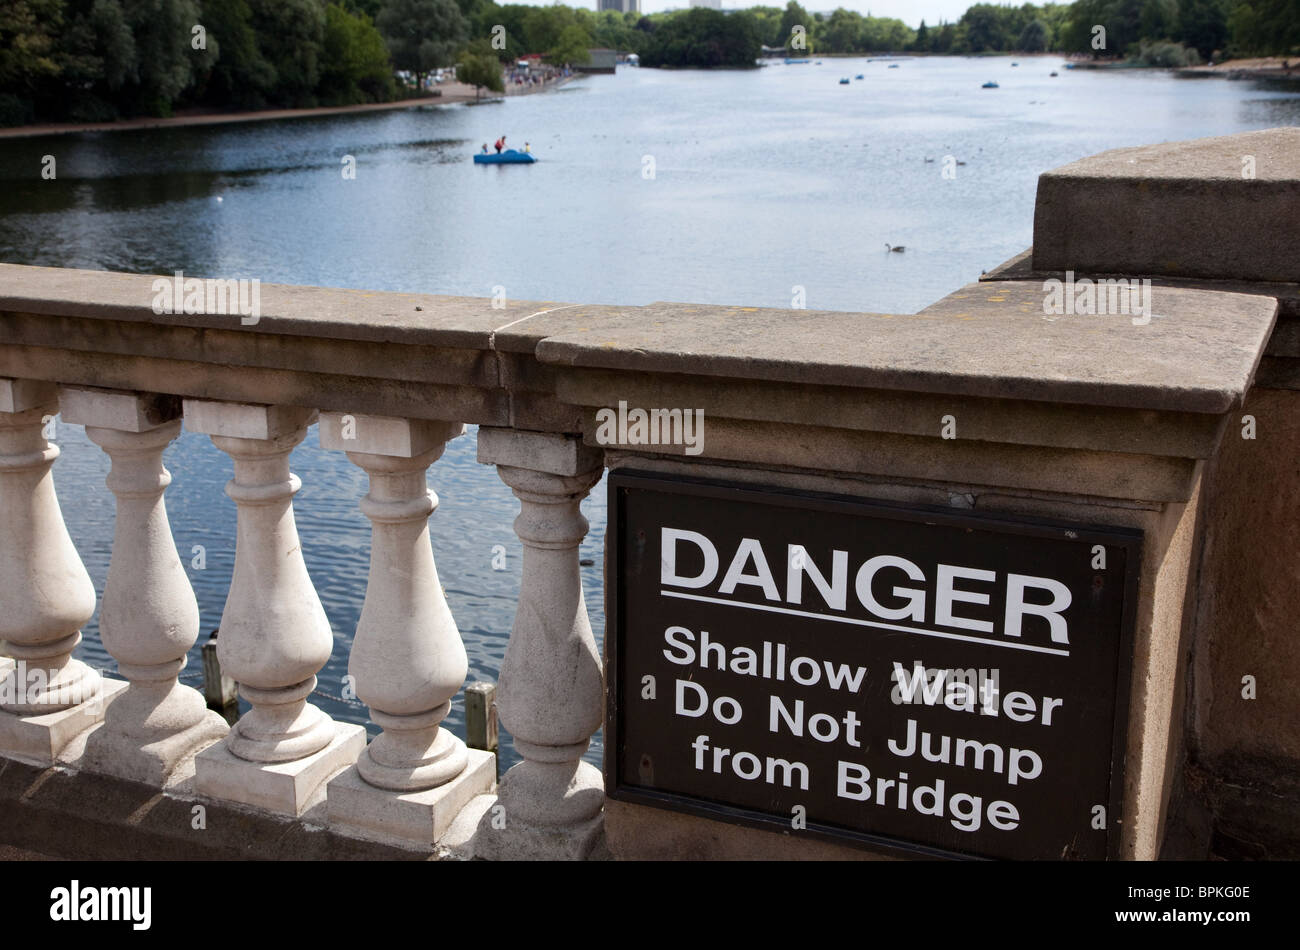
[{"x1": 1, "y1": 55, "x2": 1297, "y2": 770}]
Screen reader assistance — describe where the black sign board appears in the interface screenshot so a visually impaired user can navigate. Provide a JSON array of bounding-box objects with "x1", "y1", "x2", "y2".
[{"x1": 606, "y1": 471, "x2": 1141, "y2": 860}]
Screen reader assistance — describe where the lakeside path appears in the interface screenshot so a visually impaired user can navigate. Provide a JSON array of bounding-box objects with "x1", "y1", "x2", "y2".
[
  {"x1": 1177, "y1": 56, "x2": 1298, "y2": 79},
  {"x1": 0, "y1": 76, "x2": 577, "y2": 140}
]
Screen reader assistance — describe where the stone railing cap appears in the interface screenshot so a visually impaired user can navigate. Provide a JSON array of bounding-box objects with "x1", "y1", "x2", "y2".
[
  {"x1": 1042, "y1": 127, "x2": 1300, "y2": 181},
  {"x1": 0, "y1": 264, "x2": 566, "y2": 349},
  {"x1": 534, "y1": 282, "x2": 1277, "y2": 414}
]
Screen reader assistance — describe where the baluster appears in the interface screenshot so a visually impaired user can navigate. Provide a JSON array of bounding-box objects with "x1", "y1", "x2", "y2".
[
  {"x1": 59, "y1": 387, "x2": 228, "y2": 785},
  {"x1": 320, "y1": 413, "x2": 495, "y2": 846},
  {"x1": 473, "y1": 428, "x2": 604, "y2": 860},
  {"x1": 0, "y1": 378, "x2": 122, "y2": 765},
  {"x1": 184, "y1": 400, "x2": 363, "y2": 816}
]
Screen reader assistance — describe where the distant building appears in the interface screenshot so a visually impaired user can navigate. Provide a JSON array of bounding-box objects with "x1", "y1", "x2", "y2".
[
  {"x1": 577, "y1": 48, "x2": 619, "y2": 74},
  {"x1": 597, "y1": 0, "x2": 639, "y2": 12},
  {"x1": 690, "y1": 0, "x2": 722, "y2": 7}
]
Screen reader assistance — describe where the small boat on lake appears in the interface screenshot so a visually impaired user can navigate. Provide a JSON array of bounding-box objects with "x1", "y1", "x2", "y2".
[
  {"x1": 854, "y1": 74, "x2": 864, "y2": 80},
  {"x1": 982, "y1": 81, "x2": 1000, "y2": 88},
  {"x1": 474, "y1": 150, "x2": 537, "y2": 164},
  {"x1": 839, "y1": 77, "x2": 850, "y2": 84}
]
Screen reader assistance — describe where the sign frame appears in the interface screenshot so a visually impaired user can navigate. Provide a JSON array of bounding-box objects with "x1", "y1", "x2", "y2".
[{"x1": 604, "y1": 469, "x2": 1143, "y2": 860}]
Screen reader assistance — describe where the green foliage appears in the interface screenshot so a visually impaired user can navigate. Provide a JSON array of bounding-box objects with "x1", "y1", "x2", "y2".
[
  {"x1": 320, "y1": 3, "x2": 395, "y2": 104},
  {"x1": 376, "y1": 0, "x2": 468, "y2": 88},
  {"x1": 1177, "y1": 0, "x2": 1230, "y2": 57},
  {"x1": 778, "y1": 1, "x2": 810, "y2": 50},
  {"x1": 1055, "y1": 0, "x2": 1282, "y2": 57},
  {"x1": 639, "y1": 8, "x2": 761, "y2": 68},
  {"x1": 546, "y1": 25, "x2": 592, "y2": 66},
  {"x1": 457, "y1": 39, "x2": 504, "y2": 95},
  {"x1": 0, "y1": 0, "x2": 64, "y2": 93},
  {"x1": 248, "y1": 0, "x2": 327, "y2": 107},
  {"x1": 1019, "y1": 18, "x2": 1052, "y2": 50},
  {"x1": 1133, "y1": 37, "x2": 1203, "y2": 61},
  {"x1": 0, "y1": 0, "x2": 1295, "y2": 128},
  {"x1": 199, "y1": 0, "x2": 276, "y2": 109}
]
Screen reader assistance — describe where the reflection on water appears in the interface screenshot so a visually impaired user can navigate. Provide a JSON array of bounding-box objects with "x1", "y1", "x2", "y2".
[{"x1": 2, "y1": 57, "x2": 1296, "y2": 770}]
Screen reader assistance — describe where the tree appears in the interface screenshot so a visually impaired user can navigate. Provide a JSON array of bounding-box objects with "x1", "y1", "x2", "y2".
[
  {"x1": 1019, "y1": 18, "x2": 1050, "y2": 50},
  {"x1": 0, "y1": 0, "x2": 63, "y2": 93},
  {"x1": 913, "y1": 19, "x2": 930, "y2": 52},
  {"x1": 778, "y1": 1, "x2": 811, "y2": 51},
  {"x1": 198, "y1": 0, "x2": 276, "y2": 110},
  {"x1": 962, "y1": 3, "x2": 1010, "y2": 51},
  {"x1": 377, "y1": 0, "x2": 468, "y2": 92},
  {"x1": 0, "y1": 0, "x2": 63, "y2": 125},
  {"x1": 456, "y1": 39, "x2": 503, "y2": 98},
  {"x1": 1177, "y1": 0, "x2": 1229, "y2": 59},
  {"x1": 822, "y1": 8, "x2": 862, "y2": 53},
  {"x1": 639, "y1": 7, "x2": 760, "y2": 68},
  {"x1": 546, "y1": 24, "x2": 592, "y2": 65},
  {"x1": 249, "y1": 0, "x2": 328, "y2": 107},
  {"x1": 53, "y1": 0, "x2": 142, "y2": 119},
  {"x1": 122, "y1": 0, "x2": 212, "y2": 115},
  {"x1": 320, "y1": 3, "x2": 395, "y2": 104},
  {"x1": 520, "y1": 4, "x2": 588, "y2": 53}
]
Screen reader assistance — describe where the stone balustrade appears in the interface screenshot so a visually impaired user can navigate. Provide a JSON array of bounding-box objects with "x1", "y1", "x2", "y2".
[{"x1": 0, "y1": 128, "x2": 1297, "y2": 860}]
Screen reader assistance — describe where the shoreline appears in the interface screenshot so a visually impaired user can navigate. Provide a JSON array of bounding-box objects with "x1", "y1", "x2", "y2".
[{"x1": 0, "y1": 75, "x2": 578, "y2": 140}]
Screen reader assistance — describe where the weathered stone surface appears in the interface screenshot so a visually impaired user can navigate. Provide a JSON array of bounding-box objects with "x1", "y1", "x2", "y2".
[
  {"x1": 605, "y1": 799, "x2": 892, "y2": 861},
  {"x1": 585, "y1": 411, "x2": 1200, "y2": 502},
  {"x1": 318, "y1": 412, "x2": 464, "y2": 456},
  {"x1": 1, "y1": 311, "x2": 501, "y2": 387},
  {"x1": 194, "y1": 722, "x2": 365, "y2": 817},
  {"x1": 0, "y1": 679, "x2": 127, "y2": 767},
  {"x1": 0, "y1": 755, "x2": 441, "y2": 860},
  {"x1": 183, "y1": 400, "x2": 316, "y2": 440},
  {"x1": 328, "y1": 750, "x2": 496, "y2": 850},
  {"x1": 0, "y1": 344, "x2": 511, "y2": 427},
  {"x1": 1191, "y1": 386, "x2": 1300, "y2": 764},
  {"x1": 536, "y1": 284, "x2": 1276, "y2": 413},
  {"x1": 478, "y1": 427, "x2": 603, "y2": 476},
  {"x1": 0, "y1": 263, "x2": 562, "y2": 348},
  {"x1": 0, "y1": 377, "x2": 57, "y2": 413},
  {"x1": 556, "y1": 368, "x2": 1225, "y2": 459},
  {"x1": 1032, "y1": 128, "x2": 1300, "y2": 282}
]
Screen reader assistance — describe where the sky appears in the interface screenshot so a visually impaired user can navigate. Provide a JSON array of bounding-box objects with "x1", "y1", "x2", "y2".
[{"x1": 580, "y1": 0, "x2": 978, "y2": 25}]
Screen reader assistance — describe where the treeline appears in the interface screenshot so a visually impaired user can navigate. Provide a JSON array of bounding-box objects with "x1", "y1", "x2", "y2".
[
  {"x1": 0, "y1": 0, "x2": 399, "y2": 125},
  {"x1": 550, "y1": 0, "x2": 1298, "y2": 69},
  {"x1": 689, "y1": 1, "x2": 1298, "y2": 63},
  {"x1": 2, "y1": 0, "x2": 1296, "y2": 126},
  {"x1": 0, "y1": 0, "x2": 640, "y2": 126}
]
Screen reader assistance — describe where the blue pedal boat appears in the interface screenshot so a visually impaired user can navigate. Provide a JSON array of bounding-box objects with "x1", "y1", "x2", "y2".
[{"x1": 474, "y1": 150, "x2": 537, "y2": 164}]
